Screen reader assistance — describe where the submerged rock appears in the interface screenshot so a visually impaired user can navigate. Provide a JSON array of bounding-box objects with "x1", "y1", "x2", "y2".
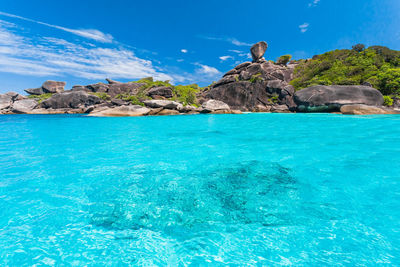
[
  {"x1": 294, "y1": 85, "x2": 384, "y2": 112},
  {"x1": 87, "y1": 161, "x2": 298, "y2": 235}
]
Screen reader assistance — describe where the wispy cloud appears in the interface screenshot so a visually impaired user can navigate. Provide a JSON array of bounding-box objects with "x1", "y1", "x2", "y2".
[
  {"x1": 219, "y1": 55, "x2": 234, "y2": 61},
  {"x1": 180, "y1": 49, "x2": 188, "y2": 53},
  {"x1": 194, "y1": 63, "x2": 221, "y2": 76},
  {"x1": 0, "y1": 11, "x2": 113, "y2": 43},
  {"x1": 0, "y1": 21, "x2": 176, "y2": 82},
  {"x1": 299, "y1": 23, "x2": 310, "y2": 33},
  {"x1": 198, "y1": 35, "x2": 252, "y2": 46},
  {"x1": 308, "y1": 0, "x2": 321, "y2": 7}
]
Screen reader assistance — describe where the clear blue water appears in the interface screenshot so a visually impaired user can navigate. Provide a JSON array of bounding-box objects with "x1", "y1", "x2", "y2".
[{"x1": 0, "y1": 113, "x2": 399, "y2": 266}]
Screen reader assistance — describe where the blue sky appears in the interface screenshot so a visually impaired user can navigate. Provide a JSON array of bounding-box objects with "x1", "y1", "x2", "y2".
[{"x1": 0, "y1": 0, "x2": 399, "y2": 94}]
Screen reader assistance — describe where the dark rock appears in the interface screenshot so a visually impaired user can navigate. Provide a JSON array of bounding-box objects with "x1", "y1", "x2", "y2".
[
  {"x1": 110, "y1": 99, "x2": 127, "y2": 106},
  {"x1": 234, "y1": 62, "x2": 251, "y2": 70},
  {"x1": 223, "y1": 69, "x2": 239, "y2": 77},
  {"x1": 41, "y1": 91, "x2": 101, "y2": 109},
  {"x1": 71, "y1": 85, "x2": 89, "y2": 92},
  {"x1": 294, "y1": 85, "x2": 384, "y2": 112},
  {"x1": 86, "y1": 83, "x2": 109, "y2": 93},
  {"x1": 250, "y1": 41, "x2": 268, "y2": 62},
  {"x1": 25, "y1": 87, "x2": 44, "y2": 95},
  {"x1": 107, "y1": 83, "x2": 144, "y2": 97},
  {"x1": 214, "y1": 75, "x2": 239, "y2": 87},
  {"x1": 42, "y1": 81, "x2": 66, "y2": 93},
  {"x1": 147, "y1": 86, "x2": 173, "y2": 98}
]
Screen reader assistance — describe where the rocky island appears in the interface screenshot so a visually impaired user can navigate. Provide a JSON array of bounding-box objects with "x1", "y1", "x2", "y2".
[{"x1": 1, "y1": 41, "x2": 399, "y2": 116}]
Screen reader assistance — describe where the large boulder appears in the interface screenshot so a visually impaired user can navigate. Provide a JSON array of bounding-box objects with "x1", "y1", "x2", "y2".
[
  {"x1": 87, "y1": 105, "x2": 150, "y2": 117},
  {"x1": 42, "y1": 81, "x2": 66, "y2": 93},
  {"x1": 340, "y1": 104, "x2": 399, "y2": 115},
  {"x1": 201, "y1": 100, "x2": 230, "y2": 112},
  {"x1": 294, "y1": 85, "x2": 384, "y2": 112},
  {"x1": 250, "y1": 41, "x2": 268, "y2": 62},
  {"x1": 107, "y1": 82, "x2": 144, "y2": 97},
  {"x1": 41, "y1": 91, "x2": 101, "y2": 109},
  {"x1": 12, "y1": 99, "x2": 38, "y2": 114},
  {"x1": 24, "y1": 87, "x2": 44, "y2": 95},
  {"x1": 147, "y1": 86, "x2": 173, "y2": 98},
  {"x1": 143, "y1": 100, "x2": 183, "y2": 110},
  {"x1": 0, "y1": 94, "x2": 13, "y2": 110}
]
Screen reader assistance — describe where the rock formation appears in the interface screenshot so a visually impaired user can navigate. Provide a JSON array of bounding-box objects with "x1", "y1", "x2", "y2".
[
  {"x1": 250, "y1": 41, "x2": 268, "y2": 62},
  {"x1": 25, "y1": 81, "x2": 65, "y2": 95},
  {"x1": 204, "y1": 42, "x2": 297, "y2": 112},
  {"x1": 294, "y1": 85, "x2": 384, "y2": 112}
]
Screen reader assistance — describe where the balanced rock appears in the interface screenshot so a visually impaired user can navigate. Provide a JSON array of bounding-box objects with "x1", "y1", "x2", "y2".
[
  {"x1": 205, "y1": 60, "x2": 296, "y2": 111},
  {"x1": 42, "y1": 81, "x2": 66, "y2": 93},
  {"x1": 41, "y1": 91, "x2": 101, "y2": 109},
  {"x1": 294, "y1": 85, "x2": 384, "y2": 112},
  {"x1": 12, "y1": 99, "x2": 38, "y2": 114},
  {"x1": 250, "y1": 41, "x2": 268, "y2": 62},
  {"x1": 88, "y1": 105, "x2": 150, "y2": 117}
]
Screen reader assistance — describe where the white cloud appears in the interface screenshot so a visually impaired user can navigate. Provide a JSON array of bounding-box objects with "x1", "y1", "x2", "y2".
[
  {"x1": 299, "y1": 23, "x2": 310, "y2": 33},
  {"x1": 194, "y1": 63, "x2": 221, "y2": 76},
  {"x1": 180, "y1": 49, "x2": 188, "y2": 53},
  {"x1": 219, "y1": 55, "x2": 233, "y2": 61},
  {"x1": 229, "y1": 49, "x2": 243, "y2": 54},
  {"x1": 0, "y1": 11, "x2": 113, "y2": 43},
  {"x1": 0, "y1": 22, "x2": 176, "y2": 82},
  {"x1": 198, "y1": 35, "x2": 252, "y2": 46},
  {"x1": 308, "y1": 0, "x2": 321, "y2": 7}
]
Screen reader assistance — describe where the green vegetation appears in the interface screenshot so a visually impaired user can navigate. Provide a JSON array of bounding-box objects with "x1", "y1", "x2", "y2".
[
  {"x1": 383, "y1": 95, "x2": 394, "y2": 106},
  {"x1": 290, "y1": 45, "x2": 400, "y2": 97},
  {"x1": 173, "y1": 84, "x2": 200, "y2": 106},
  {"x1": 115, "y1": 94, "x2": 145, "y2": 106},
  {"x1": 27, "y1": 93, "x2": 53, "y2": 103},
  {"x1": 277, "y1": 55, "x2": 292, "y2": 65},
  {"x1": 249, "y1": 73, "x2": 263, "y2": 83},
  {"x1": 268, "y1": 95, "x2": 279, "y2": 104},
  {"x1": 129, "y1": 77, "x2": 200, "y2": 106},
  {"x1": 89, "y1": 92, "x2": 111, "y2": 101}
]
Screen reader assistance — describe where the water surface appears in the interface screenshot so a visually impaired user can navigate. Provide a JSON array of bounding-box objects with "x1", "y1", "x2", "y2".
[{"x1": 0, "y1": 113, "x2": 399, "y2": 265}]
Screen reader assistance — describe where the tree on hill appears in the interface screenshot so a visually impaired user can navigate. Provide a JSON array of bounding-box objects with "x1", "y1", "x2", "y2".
[{"x1": 290, "y1": 46, "x2": 400, "y2": 96}]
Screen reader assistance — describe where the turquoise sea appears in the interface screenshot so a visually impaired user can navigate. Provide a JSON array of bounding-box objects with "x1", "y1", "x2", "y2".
[{"x1": 0, "y1": 113, "x2": 399, "y2": 265}]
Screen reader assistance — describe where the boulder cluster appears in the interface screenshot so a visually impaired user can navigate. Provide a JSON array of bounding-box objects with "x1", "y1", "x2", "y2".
[
  {"x1": 203, "y1": 41, "x2": 297, "y2": 112},
  {"x1": 0, "y1": 79, "x2": 239, "y2": 116},
  {"x1": 1, "y1": 41, "x2": 399, "y2": 116}
]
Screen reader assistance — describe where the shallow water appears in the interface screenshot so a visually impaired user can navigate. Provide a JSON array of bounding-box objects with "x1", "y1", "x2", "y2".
[{"x1": 0, "y1": 113, "x2": 399, "y2": 265}]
